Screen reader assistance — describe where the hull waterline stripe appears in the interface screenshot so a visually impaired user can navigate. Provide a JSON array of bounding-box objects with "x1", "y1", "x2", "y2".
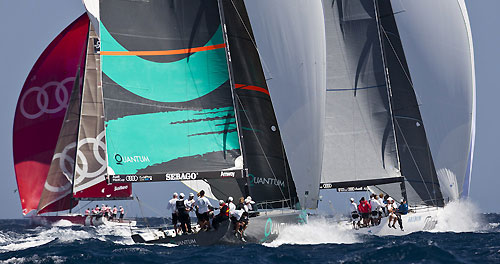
[{"x1": 100, "y1": 43, "x2": 226, "y2": 56}]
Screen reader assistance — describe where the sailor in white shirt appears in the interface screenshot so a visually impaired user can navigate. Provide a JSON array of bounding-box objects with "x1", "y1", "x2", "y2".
[
  {"x1": 167, "y1": 192, "x2": 179, "y2": 231},
  {"x1": 227, "y1": 196, "x2": 236, "y2": 214},
  {"x1": 370, "y1": 194, "x2": 382, "y2": 225},
  {"x1": 349, "y1": 198, "x2": 359, "y2": 229},
  {"x1": 377, "y1": 193, "x2": 386, "y2": 216},
  {"x1": 195, "y1": 190, "x2": 212, "y2": 230}
]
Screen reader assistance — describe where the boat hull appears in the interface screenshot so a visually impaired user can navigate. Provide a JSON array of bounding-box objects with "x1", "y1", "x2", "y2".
[
  {"x1": 132, "y1": 210, "x2": 305, "y2": 245},
  {"x1": 30, "y1": 215, "x2": 136, "y2": 227},
  {"x1": 348, "y1": 206, "x2": 440, "y2": 236}
]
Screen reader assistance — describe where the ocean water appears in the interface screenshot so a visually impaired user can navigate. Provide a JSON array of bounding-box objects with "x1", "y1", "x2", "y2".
[{"x1": 0, "y1": 203, "x2": 499, "y2": 264}]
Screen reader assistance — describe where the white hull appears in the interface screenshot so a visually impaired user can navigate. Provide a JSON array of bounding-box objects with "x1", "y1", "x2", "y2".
[{"x1": 347, "y1": 206, "x2": 440, "y2": 236}]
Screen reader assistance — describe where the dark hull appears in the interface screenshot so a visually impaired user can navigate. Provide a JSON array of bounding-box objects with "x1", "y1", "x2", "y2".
[{"x1": 131, "y1": 210, "x2": 304, "y2": 245}]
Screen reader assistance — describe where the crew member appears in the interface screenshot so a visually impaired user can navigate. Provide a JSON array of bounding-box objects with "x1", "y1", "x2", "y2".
[
  {"x1": 349, "y1": 198, "x2": 359, "y2": 229},
  {"x1": 119, "y1": 206, "x2": 125, "y2": 221},
  {"x1": 112, "y1": 205, "x2": 118, "y2": 220},
  {"x1": 167, "y1": 192, "x2": 179, "y2": 233},
  {"x1": 176, "y1": 193, "x2": 191, "y2": 234},
  {"x1": 195, "y1": 190, "x2": 212, "y2": 231},
  {"x1": 396, "y1": 199, "x2": 408, "y2": 231},
  {"x1": 370, "y1": 194, "x2": 382, "y2": 226},
  {"x1": 387, "y1": 197, "x2": 398, "y2": 228},
  {"x1": 212, "y1": 200, "x2": 229, "y2": 229},
  {"x1": 357, "y1": 197, "x2": 371, "y2": 227},
  {"x1": 85, "y1": 208, "x2": 90, "y2": 216}
]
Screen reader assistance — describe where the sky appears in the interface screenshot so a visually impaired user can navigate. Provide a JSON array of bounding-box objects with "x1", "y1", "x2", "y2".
[{"x1": 0, "y1": 0, "x2": 498, "y2": 219}]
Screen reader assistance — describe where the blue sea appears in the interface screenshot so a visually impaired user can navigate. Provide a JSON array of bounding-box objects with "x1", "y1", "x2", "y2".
[{"x1": 0, "y1": 212, "x2": 499, "y2": 264}]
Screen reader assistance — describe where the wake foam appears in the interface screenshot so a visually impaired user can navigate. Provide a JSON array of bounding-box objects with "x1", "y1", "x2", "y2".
[
  {"x1": 433, "y1": 199, "x2": 484, "y2": 233},
  {"x1": 264, "y1": 217, "x2": 361, "y2": 247}
]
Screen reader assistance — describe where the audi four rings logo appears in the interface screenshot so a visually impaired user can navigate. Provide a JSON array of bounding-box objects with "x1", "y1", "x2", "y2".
[
  {"x1": 126, "y1": 175, "x2": 138, "y2": 181},
  {"x1": 19, "y1": 77, "x2": 75, "y2": 119},
  {"x1": 322, "y1": 183, "x2": 333, "y2": 189}
]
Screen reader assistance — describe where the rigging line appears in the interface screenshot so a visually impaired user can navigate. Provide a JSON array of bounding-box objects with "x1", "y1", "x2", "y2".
[
  {"x1": 393, "y1": 118, "x2": 435, "y2": 206},
  {"x1": 380, "y1": 25, "x2": 424, "y2": 104},
  {"x1": 235, "y1": 94, "x2": 290, "y2": 207},
  {"x1": 135, "y1": 195, "x2": 153, "y2": 233}
]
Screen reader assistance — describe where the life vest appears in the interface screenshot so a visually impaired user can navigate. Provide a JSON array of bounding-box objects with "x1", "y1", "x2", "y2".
[
  {"x1": 220, "y1": 204, "x2": 229, "y2": 217},
  {"x1": 176, "y1": 200, "x2": 186, "y2": 214}
]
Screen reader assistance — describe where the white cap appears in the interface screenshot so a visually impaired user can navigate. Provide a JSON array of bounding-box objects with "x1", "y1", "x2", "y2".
[
  {"x1": 400, "y1": 198, "x2": 404, "y2": 203},
  {"x1": 179, "y1": 193, "x2": 185, "y2": 198},
  {"x1": 189, "y1": 193, "x2": 194, "y2": 197},
  {"x1": 246, "y1": 196, "x2": 252, "y2": 201},
  {"x1": 219, "y1": 200, "x2": 225, "y2": 205},
  {"x1": 350, "y1": 198, "x2": 354, "y2": 202},
  {"x1": 173, "y1": 192, "x2": 178, "y2": 197},
  {"x1": 387, "y1": 197, "x2": 394, "y2": 201},
  {"x1": 228, "y1": 196, "x2": 233, "y2": 202}
]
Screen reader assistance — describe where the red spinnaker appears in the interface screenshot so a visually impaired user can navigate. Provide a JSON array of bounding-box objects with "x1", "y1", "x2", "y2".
[{"x1": 13, "y1": 14, "x2": 89, "y2": 216}]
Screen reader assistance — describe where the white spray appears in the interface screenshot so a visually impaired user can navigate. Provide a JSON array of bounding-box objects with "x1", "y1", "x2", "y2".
[{"x1": 264, "y1": 216, "x2": 361, "y2": 247}]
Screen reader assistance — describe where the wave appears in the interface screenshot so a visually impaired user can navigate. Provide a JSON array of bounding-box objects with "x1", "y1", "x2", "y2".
[
  {"x1": 264, "y1": 216, "x2": 361, "y2": 247},
  {"x1": 433, "y1": 199, "x2": 485, "y2": 233}
]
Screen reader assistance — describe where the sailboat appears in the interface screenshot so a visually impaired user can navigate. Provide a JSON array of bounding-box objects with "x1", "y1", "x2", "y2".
[
  {"x1": 13, "y1": 14, "x2": 135, "y2": 227},
  {"x1": 80, "y1": 0, "x2": 323, "y2": 245},
  {"x1": 319, "y1": 0, "x2": 475, "y2": 235}
]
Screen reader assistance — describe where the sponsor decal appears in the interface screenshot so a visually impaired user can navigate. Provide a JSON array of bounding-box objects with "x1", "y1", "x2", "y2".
[
  {"x1": 125, "y1": 175, "x2": 138, "y2": 182},
  {"x1": 176, "y1": 239, "x2": 196, "y2": 245},
  {"x1": 220, "y1": 171, "x2": 235, "y2": 178},
  {"x1": 114, "y1": 185, "x2": 129, "y2": 191},
  {"x1": 249, "y1": 174, "x2": 285, "y2": 188},
  {"x1": 336, "y1": 187, "x2": 368, "y2": 192},
  {"x1": 165, "y1": 172, "x2": 198, "y2": 181},
  {"x1": 115, "y1": 154, "x2": 150, "y2": 165},
  {"x1": 19, "y1": 77, "x2": 75, "y2": 119},
  {"x1": 423, "y1": 216, "x2": 438, "y2": 230},
  {"x1": 321, "y1": 183, "x2": 333, "y2": 189}
]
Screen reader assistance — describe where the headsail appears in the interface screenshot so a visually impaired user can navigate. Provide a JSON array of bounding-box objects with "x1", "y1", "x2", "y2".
[
  {"x1": 100, "y1": 0, "x2": 242, "y2": 180},
  {"x1": 72, "y1": 23, "x2": 132, "y2": 200},
  {"x1": 37, "y1": 70, "x2": 82, "y2": 214},
  {"x1": 216, "y1": 0, "x2": 298, "y2": 207},
  {"x1": 376, "y1": 0, "x2": 444, "y2": 206},
  {"x1": 13, "y1": 15, "x2": 89, "y2": 215},
  {"x1": 391, "y1": 0, "x2": 476, "y2": 200},
  {"x1": 321, "y1": 0, "x2": 401, "y2": 192}
]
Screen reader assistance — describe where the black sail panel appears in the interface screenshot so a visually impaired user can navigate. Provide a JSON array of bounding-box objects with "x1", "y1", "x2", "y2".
[
  {"x1": 377, "y1": 0, "x2": 444, "y2": 206},
  {"x1": 219, "y1": 0, "x2": 298, "y2": 208}
]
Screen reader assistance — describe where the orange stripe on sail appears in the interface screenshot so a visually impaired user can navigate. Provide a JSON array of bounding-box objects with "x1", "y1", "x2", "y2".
[
  {"x1": 235, "y1": 84, "x2": 270, "y2": 96},
  {"x1": 100, "y1": 43, "x2": 226, "y2": 56}
]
